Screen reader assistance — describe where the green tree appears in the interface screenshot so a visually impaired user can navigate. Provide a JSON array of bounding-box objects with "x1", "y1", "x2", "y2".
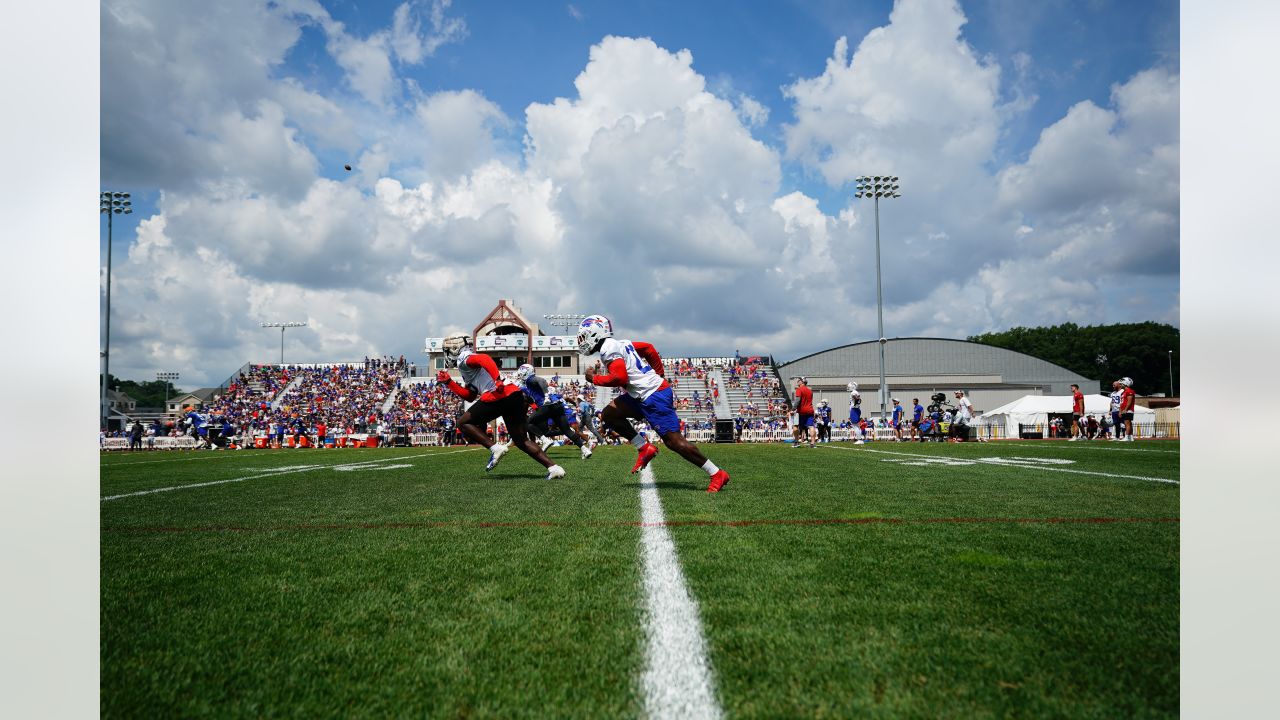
[
  {"x1": 968, "y1": 322, "x2": 1179, "y2": 395},
  {"x1": 102, "y1": 373, "x2": 186, "y2": 408}
]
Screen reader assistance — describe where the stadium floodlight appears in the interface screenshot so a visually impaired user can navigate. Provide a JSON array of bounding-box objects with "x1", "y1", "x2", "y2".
[
  {"x1": 157, "y1": 371, "x2": 180, "y2": 416},
  {"x1": 853, "y1": 175, "x2": 902, "y2": 421},
  {"x1": 101, "y1": 191, "x2": 133, "y2": 429},
  {"x1": 261, "y1": 321, "x2": 308, "y2": 365},
  {"x1": 542, "y1": 313, "x2": 588, "y2": 331}
]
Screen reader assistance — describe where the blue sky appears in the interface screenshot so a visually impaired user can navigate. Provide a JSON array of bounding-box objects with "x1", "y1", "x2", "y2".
[{"x1": 100, "y1": 0, "x2": 1180, "y2": 386}]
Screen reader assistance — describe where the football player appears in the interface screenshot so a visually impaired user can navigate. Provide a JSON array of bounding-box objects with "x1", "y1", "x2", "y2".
[
  {"x1": 847, "y1": 382, "x2": 865, "y2": 444},
  {"x1": 815, "y1": 399, "x2": 833, "y2": 443},
  {"x1": 1118, "y1": 377, "x2": 1137, "y2": 442},
  {"x1": 436, "y1": 333, "x2": 564, "y2": 479},
  {"x1": 576, "y1": 315, "x2": 730, "y2": 493},
  {"x1": 515, "y1": 364, "x2": 592, "y2": 459}
]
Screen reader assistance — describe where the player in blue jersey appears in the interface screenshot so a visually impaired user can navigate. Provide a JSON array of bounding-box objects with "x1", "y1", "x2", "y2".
[
  {"x1": 911, "y1": 398, "x2": 924, "y2": 441},
  {"x1": 575, "y1": 394, "x2": 599, "y2": 444},
  {"x1": 815, "y1": 400, "x2": 833, "y2": 443},
  {"x1": 516, "y1": 365, "x2": 591, "y2": 460}
]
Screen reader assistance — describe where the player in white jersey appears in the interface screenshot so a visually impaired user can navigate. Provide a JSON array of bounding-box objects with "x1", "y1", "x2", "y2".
[
  {"x1": 847, "y1": 382, "x2": 865, "y2": 444},
  {"x1": 576, "y1": 315, "x2": 730, "y2": 493},
  {"x1": 436, "y1": 333, "x2": 564, "y2": 479}
]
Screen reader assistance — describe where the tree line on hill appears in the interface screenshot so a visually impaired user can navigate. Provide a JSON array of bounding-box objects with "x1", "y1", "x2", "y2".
[
  {"x1": 101, "y1": 373, "x2": 184, "y2": 409},
  {"x1": 967, "y1": 321, "x2": 1179, "y2": 395}
]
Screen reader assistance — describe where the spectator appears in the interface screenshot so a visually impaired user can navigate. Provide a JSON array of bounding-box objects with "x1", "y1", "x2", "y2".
[{"x1": 129, "y1": 420, "x2": 144, "y2": 451}]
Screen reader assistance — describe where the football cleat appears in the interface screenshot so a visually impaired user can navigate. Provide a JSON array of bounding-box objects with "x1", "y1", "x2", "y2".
[
  {"x1": 485, "y1": 442, "x2": 508, "y2": 471},
  {"x1": 580, "y1": 444, "x2": 593, "y2": 460},
  {"x1": 707, "y1": 469, "x2": 730, "y2": 493},
  {"x1": 631, "y1": 442, "x2": 659, "y2": 474},
  {"x1": 546, "y1": 464, "x2": 566, "y2": 480},
  {"x1": 854, "y1": 439, "x2": 865, "y2": 445},
  {"x1": 537, "y1": 435, "x2": 554, "y2": 452}
]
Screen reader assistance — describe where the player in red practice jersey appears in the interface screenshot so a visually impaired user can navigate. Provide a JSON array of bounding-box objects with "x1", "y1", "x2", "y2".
[
  {"x1": 1069, "y1": 383, "x2": 1085, "y2": 441},
  {"x1": 436, "y1": 332, "x2": 564, "y2": 479},
  {"x1": 576, "y1": 315, "x2": 730, "y2": 493},
  {"x1": 1118, "y1": 376, "x2": 1138, "y2": 442}
]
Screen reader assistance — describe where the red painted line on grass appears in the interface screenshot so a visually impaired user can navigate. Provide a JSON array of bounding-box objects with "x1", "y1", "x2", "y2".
[{"x1": 102, "y1": 516, "x2": 1179, "y2": 534}]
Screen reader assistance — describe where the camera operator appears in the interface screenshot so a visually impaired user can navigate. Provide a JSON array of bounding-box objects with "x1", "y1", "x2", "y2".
[
  {"x1": 947, "y1": 390, "x2": 974, "y2": 442},
  {"x1": 923, "y1": 393, "x2": 954, "y2": 442}
]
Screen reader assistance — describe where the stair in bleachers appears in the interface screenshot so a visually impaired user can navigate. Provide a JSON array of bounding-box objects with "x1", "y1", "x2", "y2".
[{"x1": 722, "y1": 363, "x2": 786, "y2": 421}]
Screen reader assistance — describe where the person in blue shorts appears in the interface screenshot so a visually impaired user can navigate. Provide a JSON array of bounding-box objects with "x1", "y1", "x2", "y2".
[
  {"x1": 891, "y1": 399, "x2": 905, "y2": 441},
  {"x1": 578, "y1": 314, "x2": 730, "y2": 493},
  {"x1": 911, "y1": 398, "x2": 924, "y2": 441}
]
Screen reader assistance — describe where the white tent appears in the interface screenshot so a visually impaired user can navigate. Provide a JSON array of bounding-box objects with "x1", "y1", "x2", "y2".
[{"x1": 975, "y1": 395, "x2": 1156, "y2": 438}]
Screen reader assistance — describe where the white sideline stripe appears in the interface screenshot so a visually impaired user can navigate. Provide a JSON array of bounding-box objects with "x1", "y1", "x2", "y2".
[
  {"x1": 637, "y1": 466, "x2": 723, "y2": 720},
  {"x1": 821, "y1": 445, "x2": 1179, "y2": 485},
  {"x1": 102, "y1": 453, "x2": 265, "y2": 466},
  {"x1": 1001, "y1": 443, "x2": 1180, "y2": 455},
  {"x1": 100, "y1": 449, "x2": 476, "y2": 501}
]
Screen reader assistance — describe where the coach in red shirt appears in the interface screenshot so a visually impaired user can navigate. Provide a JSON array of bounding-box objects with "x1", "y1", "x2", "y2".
[
  {"x1": 792, "y1": 376, "x2": 816, "y2": 448},
  {"x1": 1069, "y1": 384, "x2": 1085, "y2": 441}
]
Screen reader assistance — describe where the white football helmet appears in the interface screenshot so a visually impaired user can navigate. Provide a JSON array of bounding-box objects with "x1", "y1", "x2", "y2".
[
  {"x1": 576, "y1": 314, "x2": 613, "y2": 355},
  {"x1": 441, "y1": 332, "x2": 471, "y2": 367},
  {"x1": 1120, "y1": 377, "x2": 1133, "y2": 387},
  {"x1": 846, "y1": 382, "x2": 858, "y2": 393},
  {"x1": 515, "y1": 363, "x2": 535, "y2": 384},
  {"x1": 820, "y1": 399, "x2": 829, "y2": 407}
]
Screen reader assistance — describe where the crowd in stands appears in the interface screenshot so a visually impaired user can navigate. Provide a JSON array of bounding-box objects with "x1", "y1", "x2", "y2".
[
  {"x1": 105, "y1": 353, "x2": 791, "y2": 448},
  {"x1": 126, "y1": 363, "x2": 413, "y2": 448}
]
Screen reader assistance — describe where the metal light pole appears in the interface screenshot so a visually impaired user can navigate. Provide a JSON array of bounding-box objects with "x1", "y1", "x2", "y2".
[
  {"x1": 157, "y1": 371, "x2": 180, "y2": 418},
  {"x1": 854, "y1": 175, "x2": 901, "y2": 420},
  {"x1": 1168, "y1": 350, "x2": 1174, "y2": 397},
  {"x1": 101, "y1": 191, "x2": 132, "y2": 429},
  {"x1": 261, "y1": 321, "x2": 307, "y2": 365}
]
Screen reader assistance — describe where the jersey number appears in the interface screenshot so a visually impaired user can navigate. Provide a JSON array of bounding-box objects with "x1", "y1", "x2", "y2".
[{"x1": 624, "y1": 344, "x2": 653, "y2": 374}]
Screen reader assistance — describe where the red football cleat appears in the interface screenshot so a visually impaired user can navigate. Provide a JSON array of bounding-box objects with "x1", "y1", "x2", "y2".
[
  {"x1": 707, "y1": 469, "x2": 730, "y2": 493},
  {"x1": 631, "y1": 442, "x2": 659, "y2": 474}
]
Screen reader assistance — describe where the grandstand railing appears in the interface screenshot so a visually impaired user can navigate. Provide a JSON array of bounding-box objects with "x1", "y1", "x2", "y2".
[{"x1": 217, "y1": 361, "x2": 254, "y2": 392}]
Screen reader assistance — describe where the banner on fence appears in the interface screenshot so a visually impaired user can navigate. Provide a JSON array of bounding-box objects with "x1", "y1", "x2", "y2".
[{"x1": 531, "y1": 335, "x2": 576, "y2": 350}]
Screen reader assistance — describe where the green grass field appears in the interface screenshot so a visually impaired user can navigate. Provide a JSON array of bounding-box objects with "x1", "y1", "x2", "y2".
[{"x1": 101, "y1": 440, "x2": 1179, "y2": 718}]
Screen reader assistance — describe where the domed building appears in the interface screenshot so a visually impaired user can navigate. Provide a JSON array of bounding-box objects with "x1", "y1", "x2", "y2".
[{"x1": 777, "y1": 337, "x2": 1098, "y2": 419}]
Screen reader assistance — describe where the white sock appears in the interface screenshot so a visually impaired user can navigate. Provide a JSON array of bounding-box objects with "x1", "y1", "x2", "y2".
[
  {"x1": 630, "y1": 434, "x2": 647, "y2": 450},
  {"x1": 701, "y1": 460, "x2": 719, "y2": 476}
]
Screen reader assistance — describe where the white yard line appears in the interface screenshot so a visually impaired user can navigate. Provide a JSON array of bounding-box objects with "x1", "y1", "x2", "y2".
[
  {"x1": 101, "y1": 447, "x2": 450, "y2": 467},
  {"x1": 997, "y1": 442, "x2": 1181, "y2": 455},
  {"x1": 637, "y1": 466, "x2": 723, "y2": 720},
  {"x1": 821, "y1": 445, "x2": 1179, "y2": 485},
  {"x1": 100, "y1": 449, "x2": 476, "y2": 501},
  {"x1": 101, "y1": 453, "x2": 266, "y2": 466}
]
